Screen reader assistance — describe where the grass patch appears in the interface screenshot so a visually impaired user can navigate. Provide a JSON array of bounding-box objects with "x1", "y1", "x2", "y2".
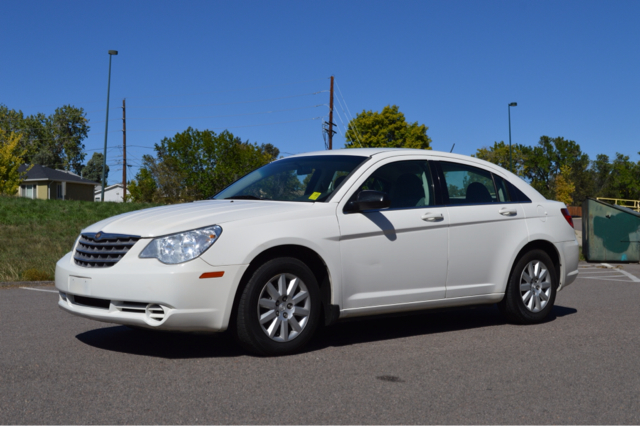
[{"x1": 0, "y1": 196, "x2": 160, "y2": 282}]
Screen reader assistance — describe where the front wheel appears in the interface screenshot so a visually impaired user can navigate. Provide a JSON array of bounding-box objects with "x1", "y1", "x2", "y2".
[
  {"x1": 235, "y1": 257, "x2": 321, "y2": 356},
  {"x1": 499, "y1": 249, "x2": 557, "y2": 324}
]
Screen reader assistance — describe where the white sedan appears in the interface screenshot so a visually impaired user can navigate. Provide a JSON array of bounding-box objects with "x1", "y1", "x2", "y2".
[{"x1": 55, "y1": 148, "x2": 579, "y2": 355}]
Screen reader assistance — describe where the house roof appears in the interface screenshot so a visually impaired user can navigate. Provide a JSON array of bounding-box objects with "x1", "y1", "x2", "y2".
[{"x1": 19, "y1": 164, "x2": 98, "y2": 185}]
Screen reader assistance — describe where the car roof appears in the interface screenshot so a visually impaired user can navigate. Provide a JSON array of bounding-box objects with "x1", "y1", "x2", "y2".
[
  {"x1": 286, "y1": 148, "x2": 397, "y2": 157},
  {"x1": 287, "y1": 148, "x2": 503, "y2": 170}
]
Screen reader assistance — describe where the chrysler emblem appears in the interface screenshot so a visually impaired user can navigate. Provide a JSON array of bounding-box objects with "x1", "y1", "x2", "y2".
[{"x1": 96, "y1": 232, "x2": 102, "y2": 240}]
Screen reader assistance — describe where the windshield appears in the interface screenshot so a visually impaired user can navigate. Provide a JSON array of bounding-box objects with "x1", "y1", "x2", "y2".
[{"x1": 214, "y1": 155, "x2": 368, "y2": 202}]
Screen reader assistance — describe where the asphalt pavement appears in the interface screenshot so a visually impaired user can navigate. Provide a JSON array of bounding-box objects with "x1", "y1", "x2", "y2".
[{"x1": 1, "y1": 263, "x2": 639, "y2": 424}]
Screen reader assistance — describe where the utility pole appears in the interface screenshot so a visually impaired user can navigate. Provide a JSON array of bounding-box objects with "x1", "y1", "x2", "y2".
[
  {"x1": 329, "y1": 76, "x2": 334, "y2": 149},
  {"x1": 101, "y1": 50, "x2": 118, "y2": 202},
  {"x1": 508, "y1": 102, "x2": 517, "y2": 173},
  {"x1": 324, "y1": 76, "x2": 336, "y2": 150},
  {"x1": 122, "y1": 98, "x2": 127, "y2": 202}
]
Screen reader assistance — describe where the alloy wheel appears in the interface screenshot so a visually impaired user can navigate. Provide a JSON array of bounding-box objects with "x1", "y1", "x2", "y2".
[
  {"x1": 257, "y1": 273, "x2": 311, "y2": 342},
  {"x1": 519, "y1": 260, "x2": 552, "y2": 313}
]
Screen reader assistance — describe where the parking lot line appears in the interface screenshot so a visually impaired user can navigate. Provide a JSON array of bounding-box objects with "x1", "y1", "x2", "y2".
[
  {"x1": 575, "y1": 263, "x2": 640, "y2": 283},
  {"x1": 616, "y1": 269, "x2": 640, "y2": 282},
  {"x1": 20, "y1": 287, "x2": 58, "y2": 294},
  {"x1": 598, "y1": 263, "x2": 640, "y2": 282},
  {"x1": 583, "y1": 278, "x2": 636, "y2": 283},
  {"x1": 581, "y1": 275, "x2": 631, "y2": 281}
]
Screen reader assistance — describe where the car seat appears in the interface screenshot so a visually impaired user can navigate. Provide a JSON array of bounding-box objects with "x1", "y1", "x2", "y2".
[
  {"x1": 391, "y1": 174, "x2": 425, "y2": 208},
  {"x1": 465, "y1": 182, "x2": 493, "y2": 203}
]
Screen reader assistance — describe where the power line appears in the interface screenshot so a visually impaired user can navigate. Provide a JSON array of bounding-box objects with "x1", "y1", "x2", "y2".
[
  {"x1": 4, "y1": 78, "x2": 335, "y2": 161},
  {"x1": 334, "y1": 93, "x2": 359, "y2": 146},
  {"x1": 331, "y1": 103, "x2": 351, "y2": 147},
  {"x1": 124, "y1": 91, "x2": 328, "y2": 110},
  {"x1": 333, "y1": 96, "x2": 362, "y2": 147},
  {"x1": 120, "y1": 78, "x2": 329, "y2": 100},
  {"x1": 116, "y1": 117, "x2": 323, "y2": 132},
  {"x1": 91, "y1": 104, "x2": 324, "y2": 124},
  {"x1": 83, "y1": 91, "x2": 327, "y2": 113},
  {"x1": 2, "y1": 113, "x2": 324, "y2": 143},
  {"x1": 335, "y1": 80, "x2": 364, "y2": 146}
]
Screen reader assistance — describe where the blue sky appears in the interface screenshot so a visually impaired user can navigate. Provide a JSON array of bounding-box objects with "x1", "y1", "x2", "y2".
[{"x1": 2, "y1": 0, "x2": 638, "y2": 183}]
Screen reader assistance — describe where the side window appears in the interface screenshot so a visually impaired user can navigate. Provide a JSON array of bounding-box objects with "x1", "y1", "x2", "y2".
[
  {"x1": 505, "y1": 179, "x2": 532, "y2": 203},
  {"x1": 351, "y1": 160, "x2": 435, "y2": 209},
  {"x1": 493, "y1": 175, "x2": 512, "y2": 203},
  {"x1": 440, "y1": 162, "x2": 496, "y2": 205}
]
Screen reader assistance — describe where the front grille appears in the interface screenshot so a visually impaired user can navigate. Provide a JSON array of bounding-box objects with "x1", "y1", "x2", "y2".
[
  {"x1": 74, "y1": 232, "x2": 140, "y2": 268},
  {"x1": 73, "y1": 295, "x2": 110, "y2": 310}
]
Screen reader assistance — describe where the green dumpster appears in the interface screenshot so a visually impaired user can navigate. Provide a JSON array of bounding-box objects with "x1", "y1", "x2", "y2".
[{"x1": 582, "y1": 198, "x2": 640, "y2": 262}]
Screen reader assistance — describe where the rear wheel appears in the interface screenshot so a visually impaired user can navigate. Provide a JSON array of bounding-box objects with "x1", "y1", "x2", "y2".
[
  {"x1": 499, "y1": 249, "x2": 557, "y2": 324},
  {"x1": 236, "y1": 257, "x2": 321, "y2": 356}
]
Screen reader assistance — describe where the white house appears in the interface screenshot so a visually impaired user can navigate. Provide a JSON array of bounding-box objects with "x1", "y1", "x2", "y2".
[{"x1": 94, "y1": 183, "x2": 131, "y2": 202}]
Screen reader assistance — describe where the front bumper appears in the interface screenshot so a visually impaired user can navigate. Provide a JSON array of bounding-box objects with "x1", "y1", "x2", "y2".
[{"x1": 55, "y1": 244, "x2": 248, "y2": 332}]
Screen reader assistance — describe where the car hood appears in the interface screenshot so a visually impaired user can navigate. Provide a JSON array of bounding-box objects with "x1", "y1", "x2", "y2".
[{"x1": 83, "y1": 200, "x2": 319, "y2": 237}]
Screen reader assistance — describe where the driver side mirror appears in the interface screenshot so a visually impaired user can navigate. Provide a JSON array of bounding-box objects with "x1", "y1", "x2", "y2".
[{"x1": 344, "y1": 190, "x2": 391, "y2": 213}]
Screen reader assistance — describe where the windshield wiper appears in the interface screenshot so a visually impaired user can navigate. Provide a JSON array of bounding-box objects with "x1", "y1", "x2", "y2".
[{"x1": 224, "y1": 195, "x2": 263, "y2": 200}]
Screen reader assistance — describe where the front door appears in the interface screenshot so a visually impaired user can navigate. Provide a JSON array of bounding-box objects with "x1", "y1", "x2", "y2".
[{"x1": 337, "y1": 158, "x2": 449, "y2": 310}]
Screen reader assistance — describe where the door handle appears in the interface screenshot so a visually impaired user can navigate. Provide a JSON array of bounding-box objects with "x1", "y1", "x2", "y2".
[
  {"x1": 421, "y1": 212, "x2": 444, "y2": 222},
  {"x1": 499, "y1": 207, "x2": 517, "y2": 217}
]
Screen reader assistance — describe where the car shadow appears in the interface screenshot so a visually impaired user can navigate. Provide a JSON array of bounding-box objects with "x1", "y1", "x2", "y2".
[
  {"x1": 305, "y1": 304, "x2": 577, "y2": 352},
  {"x1": 76, "y1": 326, "x2": 246, "y2": 359},
  {"x1": 75, "y1": 304, "x2": 577, "y2": 359},
  {"x1": 362, "y1": 211, "x2": 397, "y2": 241}
]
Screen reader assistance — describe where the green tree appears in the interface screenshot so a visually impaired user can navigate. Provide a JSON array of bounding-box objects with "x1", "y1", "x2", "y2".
[
  {"x1": 81, "y1": 152, "x2": 109, "y2": 183},
  {"x1": 607, "y1": 153, "x2": 640, "y2": 200},
  {"x1": 128, "y1": 164, "x2": 158, "y2": 203},
  {"x1": 475, "y1": 136, "x2": 592, "y2": 205},
  {"x1": 553, "y1": 165, "x2": 575, "y2": 205},
  {"x1": 0, "y1": 105, "x2": 25, "y2": 134},
  {"x1": 128, "y1": 128, "x2": 279, "y2": 203},
  {"x1": 344, "y1": 105, "x2": 431, "y2": 149},
  {"x1": 50, "y1": 105, "x2": 89, "y2": 173},
  {"x1": 591, "y1": 154, "x2": 614, "y2": 197},
  {"x1": 474, "y1": 141, "x2": 526, "y2": 177},
  {"x1": 0, "y1": 104, "x2": 89, "y2": 174},
  {"x1": 521, "y1": 136, "x2": 590, "y2": 203},
  {"x1": 0, "y1": 130, "x2": 31, "y2": 195}
]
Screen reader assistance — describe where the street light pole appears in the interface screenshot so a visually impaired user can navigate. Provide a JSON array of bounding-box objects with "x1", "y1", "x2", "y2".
[
  {"x1": 101, "y1": 50, "x2": 118, "y2": 202},
  {"x1": 508, "y1": 102, "x2": 517, "y2": 173}
]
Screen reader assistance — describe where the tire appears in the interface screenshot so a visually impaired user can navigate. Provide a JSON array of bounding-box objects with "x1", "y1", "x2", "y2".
[
  {"x1": 498, "y1": 249, "x2": 558, "y2": 324},
  {"x1": 235, "y1": 257, "x2": 321, "y2": 356}
]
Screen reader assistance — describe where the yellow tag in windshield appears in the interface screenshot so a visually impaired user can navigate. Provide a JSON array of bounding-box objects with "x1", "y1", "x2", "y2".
[{"x1": 309, "y1": 192, "x2": 321, "y2": 200}]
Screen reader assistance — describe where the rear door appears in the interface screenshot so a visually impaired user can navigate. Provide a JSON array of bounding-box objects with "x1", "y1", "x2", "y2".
[{"x1": 435, "y1": 160, "x2": 529, "y2": 298}]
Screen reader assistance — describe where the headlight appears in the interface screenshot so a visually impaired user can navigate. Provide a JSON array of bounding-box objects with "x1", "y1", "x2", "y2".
[{"x1": 139, "y1": 225, "x2": 222, "y2": 264}]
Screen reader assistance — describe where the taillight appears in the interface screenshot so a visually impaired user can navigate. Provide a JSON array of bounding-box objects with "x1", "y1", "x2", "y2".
[{"x1": 561, "y1": 208, "x2": 574, "y2": 228}]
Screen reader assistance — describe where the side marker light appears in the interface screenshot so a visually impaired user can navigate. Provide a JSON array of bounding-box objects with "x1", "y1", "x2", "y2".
[{"x1": 199, "y1": 271, "x2": 225, "y2": 279}]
